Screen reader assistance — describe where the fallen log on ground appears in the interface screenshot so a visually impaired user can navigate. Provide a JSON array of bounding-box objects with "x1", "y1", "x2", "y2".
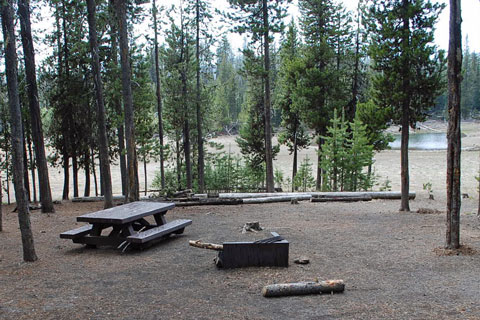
[
  {"x1": 220, "y1": 192, "x2": 315, "y2": 199},
  {"x1": 174, "y1": 198, "x2": 243, "y2": 207},
  {"x1": 172, "y1": 189, "x2": 193, "y2": 198},
  {"x1": 72, "y1": 196, "x2": 125, "y2": 202},
  {"x1": 189, "y1": 240, "x2": 223, "y2": 251},
  {"x1": 262, "y1": 280, "x2": 345, "y2": 297},
  {"x1": 242, "y1": 195, "x2": 312, "y2": 204},
  {"x1": 311, "y1": 195, "x2": 372, "y2": 202},
  {"x1": 220, "y1": 191, "x2": 416, "y2": 200}
]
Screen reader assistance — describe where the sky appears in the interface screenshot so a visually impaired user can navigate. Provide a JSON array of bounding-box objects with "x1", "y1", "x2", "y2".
[
  {"x1": 152, "y1": 0, "x2": 480, "y2": 53},
  {"x1": 20, "y1": 0, "x2": 480, "y2": 62}
]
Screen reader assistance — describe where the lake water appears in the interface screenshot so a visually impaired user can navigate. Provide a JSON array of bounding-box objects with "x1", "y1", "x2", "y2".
[{"x1": 388, "y1": 132, "x2": 447, "y2": 150}]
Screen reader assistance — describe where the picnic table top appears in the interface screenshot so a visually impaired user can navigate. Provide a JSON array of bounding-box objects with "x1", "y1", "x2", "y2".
[{"x1": 77, "y1": 201, "x2": 175, "y2": 225}]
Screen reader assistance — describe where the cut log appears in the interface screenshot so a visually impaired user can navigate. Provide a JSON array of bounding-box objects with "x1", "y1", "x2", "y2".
[
  {"x1": 172, "y1": 189, "x2": 193, "y2": 198},
  {"x1": 189, "y1": 240, "x2": 223, "y2": 251},
  {"x1": 262, "y1": 280, "x2": 345, "y2": 297},
  {"x1": 220, "y1": 191, "x2": 416, "y2": 200},
  {"x1": 242, "y1": 195, "x2": 312, "y2": 204},
  {"x1": 72, "y1": 195, "x2": 125, "y2": 202},
  {"x1": 174, "y1": 199, "x2": 243, "y2": 207},
  {"x1": 220, "y1": 192, "x2": 315, "y2": 199},
  {"x1": 311, "y1": 196, "x2": 372, "y2": 202}
]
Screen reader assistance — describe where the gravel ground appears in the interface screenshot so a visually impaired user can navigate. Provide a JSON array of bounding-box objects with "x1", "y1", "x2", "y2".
[{"x1": 1, "y1": 195, "x2": 479, "y2": 320}]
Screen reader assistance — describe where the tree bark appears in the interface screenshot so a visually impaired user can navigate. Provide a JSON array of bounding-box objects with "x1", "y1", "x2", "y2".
[
  {"x1": 400, "y1": 0, "x2": 411, "y2": 212},
  {"x1": 143, "y1": 153, "x2": 147, "y2": 196},
  {"x1": 180, "y1": 8, "x2": 192, "y2": 190},
  {"x1": 108, "y1": 0, "x2": 127, "y2": 196},
  {"x1": 72, "y1": 153, "x2": 79, "y2": 198},
  {"x1": 196, "y1": 0, "x2": 205, "y2": 193},
  {"x1": 26, "y1": 132, "x2": 36, "y2": 203},
  {"x1": 0, "y1": 172, "x2": 3, "y2": 232},
  {"x1": 152, "y1": 0, "x2": 165, "y2": 190},
  {"x1": 84, "y1": 150, "x2": 90, "y2": 197},
  {"x1": 87, "y1": 0, "x2": 114, "y2": 208},
  {"x1": 62, "y1": 148, "x2": 69, "y2": 200},
  {"x1": 115, "y1": 0, "x2": 138, "y2": 202},
  {"x1": 17, "y1": 0, "x2": 54, "y2": 213},
  {"x1": 262, "y1": 0, "x2": 274, "y2": 193},
  {"x1": 292, "y1": 130, "x2": 298, "y2": 192},
  {"x1": 22, "y1": 131, "x2": 31, "y2": 201},
  {"x1": 316, "y1": 136, "x2": 324, "y2": 190},
  {"x1": 91, "y1": 147, "x2": 98, "y2": 196},
  {"x1": 262, "y1": 280, "x2": 345, "y2": 297},
  {"x1": 1, "y1": 0, "x2": 38, "y2": 261},
  {"x1": 446, "y1": 0, "x2": 462, "y2": 249}
]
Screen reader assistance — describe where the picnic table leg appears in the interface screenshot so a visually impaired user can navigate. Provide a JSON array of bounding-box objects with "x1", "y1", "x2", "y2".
[
  {"x1": 108, "y1": 225, "x2": 123, "y2": 237},
  {"x1": 86, "y1": 224, "x2": 103, "y2": 248},
  {"x1": 153, "y1": 212, "x2": 167, "y2": 226}
]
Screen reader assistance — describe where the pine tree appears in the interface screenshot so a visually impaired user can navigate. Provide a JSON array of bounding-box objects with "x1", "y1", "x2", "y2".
[
  {"x1": 114, "y1": 0, "x2": 139, "y2": 202},
  {"x1": 366, "y1": 0, "x2": 445, "y2": 211},
  {"x1": 446, "y1": 0, "x2": 462, "y2": 249},
  {"x1": 1, "y1": 0, "x2": 37, "y2": 261},
  {"x1": 17, "y1": 0, "x2": 54, "y2": 213},
  {"x1": 297, "y1": 0, "x2": 340, "y2": 190},
  {"x1": 275, "y1": 21, "x2": 310, "y2": 190},
  {"x1": 86, "y1": 0, "x2": 113, "y2": 208},
  {"x1": 320, "y1": 109, "x2": 349, "y2": 191},
  {"x1": 237, "y1": 48, "x2": 279, "y2": 177},
  {"x1": 227, "y1": 0, "x2": 290, "y2": 192}
]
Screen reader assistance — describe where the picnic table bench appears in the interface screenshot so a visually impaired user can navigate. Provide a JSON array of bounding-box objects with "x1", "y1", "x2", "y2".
[{"x1": 60, "y1": 201, "x2": 191, "y2": 249}]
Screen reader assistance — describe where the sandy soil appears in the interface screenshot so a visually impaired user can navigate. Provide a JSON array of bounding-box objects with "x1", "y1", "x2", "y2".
[{"x1": 1, "y1": 194, "x2": 479, "y2": 319}]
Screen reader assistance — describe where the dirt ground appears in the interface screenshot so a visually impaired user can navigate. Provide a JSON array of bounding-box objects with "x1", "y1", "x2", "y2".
[{"x1": 1, "y1": 194, "x2": 480, "y2": 319}]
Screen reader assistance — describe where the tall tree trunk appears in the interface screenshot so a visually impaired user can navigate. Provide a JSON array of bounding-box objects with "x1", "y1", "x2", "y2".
[
  {"x1": 316, "y1": 135, "x2": 324, "y2": 191},
  {"x1": 446, "y1": 0, "x2": 462, "y2": 249},
  {"x1": 152, "y1": 0, "x2": 165, "y2": 190},
  {"x1": 400, "y1": 0, "x2": 411, "y2": 212},
  {"x1": 144, "y1": 152, "x2": 147, "y2": 196},
  {"x1": 27, "y1": 133, "x2": 36, "y2": 203},
  {"x1": 292, "y1": 130, "x2": 298, "y2": 192},
  {"x1": 350, "y1": 2, "x2": 361, "y2": 121},
  {"x1": 108, "y1": 0, "x2": 127, "y2": 196},
  {"x1": 195, "y1": 0, "x2": 205, "y2": 193},
  {"x1": 115, "y1": 0, "x2": 138, "y2": 202},
  {"x1": 72, "y1": 153, "x2": 79, "y2": 198},
  {"x1": 262, "y1": 0, "x2": 274, "y2": 193},
  {"x1": 87, "y1": 0, "x2": 114, "y2": 208},
  {"x1": 22, "y1": 130, "x2": 31, "y2": 202},
  {"x1": 176, "y1": 135, "x2": 182, "y2": 190},
  {"x1": 18, "y1": 0, "x2": 54, "y2": 213},
  {"x1": 5, "y1": 150, "x2": 10, "y2": 204},
  {"x1": 1, "y1": 0, "x2": 37, "y2": 261},
  {"x1": 62, "y1": 149, "x2": 69, "y2": 200},
  {"x1": 84, "y1": 150, "x2": 90, "y2": 197},
  {"x1": 91, "y1": 147, "x2": 98, "y2": 197},
  {"x1": 0, "y1": 169, "x2": 3, "y2": 232},
  {"x1": 180, "y1": 8, "x2": 192, "y2": 190}
]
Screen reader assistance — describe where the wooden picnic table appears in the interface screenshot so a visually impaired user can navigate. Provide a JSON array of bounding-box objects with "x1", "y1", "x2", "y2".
[{"x1": 60, "y1": 201, "x2": 191, "y2": 249}]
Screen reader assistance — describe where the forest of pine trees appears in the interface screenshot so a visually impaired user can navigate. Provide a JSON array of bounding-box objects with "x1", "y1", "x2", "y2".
[
  {"x1": 0, "y1": 0, "x2": 471, "y2": 257},
  {"x1": 1, "y1": 0, "x2": 474, "y2": 200}
]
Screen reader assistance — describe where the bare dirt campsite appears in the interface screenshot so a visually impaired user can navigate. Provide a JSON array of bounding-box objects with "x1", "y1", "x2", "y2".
[
  {"x1": 1, "y1": 195, "x2": 480, "y2": 319},
  {"x1": 1, "y1": 121, "x2": 480, "y2": 319}
]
